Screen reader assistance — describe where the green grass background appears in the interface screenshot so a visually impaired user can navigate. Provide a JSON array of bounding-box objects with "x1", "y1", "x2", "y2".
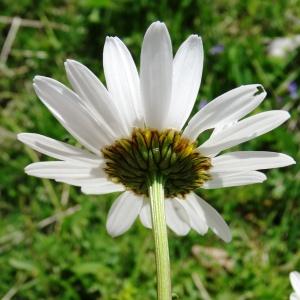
[{"x1": 0, "y1": 0, "x2": 299, "y2": 299}]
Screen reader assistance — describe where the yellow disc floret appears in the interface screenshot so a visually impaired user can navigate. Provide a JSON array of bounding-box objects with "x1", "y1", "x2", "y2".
[{"x1": 101, "y1": 128, "x2": 211, "y2": 198}]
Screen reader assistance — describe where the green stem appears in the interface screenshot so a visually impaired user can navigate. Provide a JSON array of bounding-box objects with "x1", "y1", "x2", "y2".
[{"x1": 148, "y1": 176, "x2": 172, "y2": 300}]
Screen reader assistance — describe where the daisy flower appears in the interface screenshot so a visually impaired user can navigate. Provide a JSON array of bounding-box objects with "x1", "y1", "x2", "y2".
[
  {"x1": 290, "y1": 271, "x2": 300, "y2": 300},
  {"x1": 18, "y1": 21, "x2": 295, "y2": 243}
]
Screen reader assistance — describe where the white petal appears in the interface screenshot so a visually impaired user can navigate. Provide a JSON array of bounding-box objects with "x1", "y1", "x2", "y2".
[
  {"x1": 166, "y1": 35, "x2": 203, "y2": 130},
  {"x1": 140, "y1": 21, "x2": 173, "y2": 129},
  {"x1": 290, "y1": 292, "x2": 300, "y2": 300},
  {"x1": 199, "y1": 110, "x2": 290, "y2": 156},
  {"x1": 175, "y1": 197, "x2": 208, "y2": 235},
  {"x1": 25, "y1": 161, "x2": 104, "y2": 180},
  {"x1": 210, "y1": 120, "x2": 238, "y2": 138},
  {"x1": 33, "y1": 76, "x2": 112, "y2": 154},
  {"x1": 290, "y1": 272, "x2": 300, "y2": 296},
  {"x1": 56, "y1": 177, "x2": 109, "y2": 186},
  {"x1": 103, "y1": 37, "x2": 143, "y2": 129},
  {"x1": 184, "y1": 85, "x2": 266, "y2": 140},
  {"x1": 211, "y1": 151, "x2": 295, "y2": 173},
  {"x1": 18, "y1": 133, "x2": 102, "y2": 164},
  {"x1": 81, "y1": 182, "x2": 125, "y2": 195},
  {"x1": 139, "y1": 199, "x2": 152, "y2": 229},
  {"x1": 164, "y1": 199, "x2": 190, "y2": 236},
  {"x1": 65, "y1": 59, "x2": 129, "y2": 137},
  {"x1": 203, "y1": 171, "x2": 267, "y2": 189},
  {"x1": 192, "y1": 193, "x2": 231, "y2": 242},
  {"x1": 106, "y1": 191, "x2": 143, "y2": 237}
]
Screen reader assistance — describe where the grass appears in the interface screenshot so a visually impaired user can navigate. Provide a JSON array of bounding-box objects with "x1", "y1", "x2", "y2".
[{"x1": 0, "y1": 0, "x2": 300, "y2": 299}]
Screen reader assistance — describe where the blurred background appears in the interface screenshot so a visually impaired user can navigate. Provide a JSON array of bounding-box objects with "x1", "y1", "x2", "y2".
[{"x1": 0, "y1": 1, "x2": 299, "y2": 299}]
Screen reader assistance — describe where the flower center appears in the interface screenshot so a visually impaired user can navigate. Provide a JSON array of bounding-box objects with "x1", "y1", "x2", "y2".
[{"x1": 101, "y1": 128, "x2": 211, "y2": 198}]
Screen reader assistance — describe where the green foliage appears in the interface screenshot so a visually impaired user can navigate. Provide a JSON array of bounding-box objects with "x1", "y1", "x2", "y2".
[{"x1": 0, "y1": 0, "x2": 299, "y2": 299}]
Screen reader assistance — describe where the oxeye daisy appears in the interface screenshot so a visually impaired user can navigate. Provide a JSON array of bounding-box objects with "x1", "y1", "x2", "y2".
[
  {"x1": 290, "y1": 271, "x2": 300, "y2": 300},
  {"x1": 18, "y1": 21, "x2": 295, "y2": 299}
]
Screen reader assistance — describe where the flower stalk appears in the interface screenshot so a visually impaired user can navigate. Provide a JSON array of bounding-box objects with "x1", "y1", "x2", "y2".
[{"x1": 148, "y1": 175, "x2": 172, "y2": 300}]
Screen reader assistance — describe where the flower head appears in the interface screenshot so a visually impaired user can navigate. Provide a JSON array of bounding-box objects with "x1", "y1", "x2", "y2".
[
  {"x1": 18, "y1": 21, "x2": 295, "y2": 242},
  {"x1": 290, "y1": 271, "x2": 300, "y2": 300}
]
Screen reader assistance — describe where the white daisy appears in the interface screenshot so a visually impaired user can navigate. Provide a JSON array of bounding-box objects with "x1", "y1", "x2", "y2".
[
  {"x1": 290, "y1": 271, "x2": 300, "y2": 300},
  {"x1": 18, "y1": 21, "x2": 295, "y2": 242}
]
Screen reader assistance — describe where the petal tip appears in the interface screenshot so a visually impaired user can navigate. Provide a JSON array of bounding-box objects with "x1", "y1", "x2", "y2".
[
  {"x1": 224, "y1": 233, "x2": 232, "y2": 243},
  {"x1": 275, "y1": 110, "x2": 291, "y2": 123},
  {"x1": 106, "y1": 229, "x2": 118, "y2": 238},
  {"x1": 218, "y1": 225, "x2": 232, "y2": 243},
  {"x1": 258, "y1": 173, "x2": 267, "y2": 182},
  {"x1": 64, "y1": 59, "x2": 77, "y2": 69},
  {"x1": 283, "y1": 110, "x2": 291, "y2": 119},
  {"x1": 32, "y1": 82, "x2": 38, "y2": 90},
  {"x1": 283, "y1": 154, "x2": 296, "y2": 165},
  {"x1": 24, "y1": 166, "x2": 32, "y2": 173},
  {"x1": 65, "y1": 58, "x2": 73, "y2": 64},
  {"x1": 253, "y1": 84, "x2": 266, "y2": 97},
  {"x1": 151, "y1": 20, "x2": 164, "y2": 26},
  {"x1": 17, "y1": 133, "x2": 25, "y2": 142},
  {"x1": 105, "y1": 36, "x2": 112, "y2": 42},
  {"x1": 33, "y1": 75, "x2": 53, "y2": 86},
  {"x1": 147, "y1": 21, "x2": 168, "y2": 34},
  {"x1": 106, "y1": 222, "x2": 121, "y2": 238},
  {"x1": 186, "y1": 34, "x2": 203, "y2": 49},
  {"x1": 189, "y1": 34, "x2": 202, "y2": 41},
  {"x1": 33, "y1": 75, "x2": 43, "y2": 83}
]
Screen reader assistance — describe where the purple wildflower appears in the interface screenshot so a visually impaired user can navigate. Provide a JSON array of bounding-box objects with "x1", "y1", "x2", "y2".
[
  {"x1": 209, "y1": 44, "x2": 224, "y2": 55},
  {"x1": 288, "y1": 81, "x2": 298, "y2": 99}
]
